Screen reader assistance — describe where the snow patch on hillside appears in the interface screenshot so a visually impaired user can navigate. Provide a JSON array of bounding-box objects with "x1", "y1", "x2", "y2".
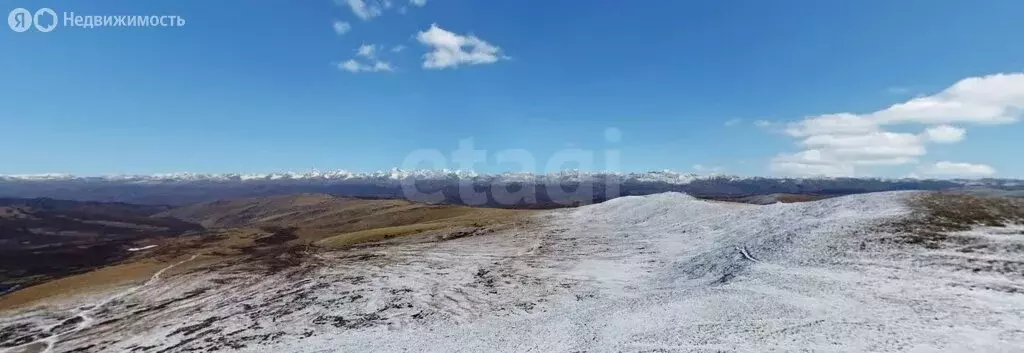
[{"x1": 3, "y1": 191, "x2": 1024, "y2": 352}]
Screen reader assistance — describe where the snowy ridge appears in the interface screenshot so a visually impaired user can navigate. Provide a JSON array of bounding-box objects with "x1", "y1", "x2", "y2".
[
  {"x1": 4, "y1": 191, "x2": 1023, "y2": 352},
  {"x1": 3, "y1": 170, "x2": 1021, "y2": 212},
  {"x1": 0, "y1": 169, "x2": 1013, "y2": 185},
  {"x1": 0, "y1": 170, "x2": 706, "y2": 184}
]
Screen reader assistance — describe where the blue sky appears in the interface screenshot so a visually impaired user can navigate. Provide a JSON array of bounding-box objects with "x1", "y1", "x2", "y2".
[{"x1": 2, "y1": 0, "x2": 1023, "y2": 178}]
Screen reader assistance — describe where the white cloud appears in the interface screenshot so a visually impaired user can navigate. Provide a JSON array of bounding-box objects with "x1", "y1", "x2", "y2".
[
  {"x1": 338, "y1": 43, "x2": 394, "y2": 74},
  {"x1": 770, "y1": 72, "x2": 1023, "y2": 176},
  {"x1": 770, "y1": 150, "x2": 854, "y2": 176},
  {"x1": 922, "y1": 125, "x2": 966, "y2": 144},
  {"x1": 771, "y1": 149, "x2": 919, "y2": 177},
  {"x1": 784, "y1": 113, "x2": 879, "y2": 137},
  {"x1": 416, "y1": 24, "x2": 507, "y2": 69},
  {"x1": 340, "y1": 60, "x2": 362, "y2": 72},
  {"x1": 693, "y1": 164, "x2": 723, "y2": 173},
  {"x1": 339, "y1": 59, "x2": 393, "y2": 73},
  {"x1": 356, "y1": 44, "x2": 379, "y2": 58},
  {"x1": 391, "y1": 45, "x2": 406, "y2": 53},
  {"x1": 410, "y1": 0, "x2": 427, "y2": 7},
  {"x1": 772, "y1": 130, "x2": 933, "y2": 176},
  {"x1": 918, "y1": 161, "x2": 996, "y2": 177},
  {"x1": 341, "y1": 0, "x2": 383, "y2": 20},
  {"x1": 870, "y1": 73, "x2": 1024, "y2": 125},
  {"x1": 772, "y1": 127, "x2": 930, "y2": 177},
  {"x1": 332, "y1": 21, "x2": 351, "y2": 35},
  {"x1": 723, "y1": 118, "x2": 742, "y2": 127},
  {"x1": 371, "y1": 61, "x2": 393, "y2": 72},
  {"x1": 799, "y1": 132, "x2": 925, "y2": 160}
]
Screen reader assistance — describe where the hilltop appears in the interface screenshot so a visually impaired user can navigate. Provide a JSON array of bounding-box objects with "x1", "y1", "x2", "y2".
[{"x1": 1, "y1": 191, "x2": 1022, "y2": 352}]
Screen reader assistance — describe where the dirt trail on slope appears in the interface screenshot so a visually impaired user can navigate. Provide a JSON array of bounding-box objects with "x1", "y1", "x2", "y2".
[{"x1": 1, "y1": 255, "x2": 198, "y2": 353}]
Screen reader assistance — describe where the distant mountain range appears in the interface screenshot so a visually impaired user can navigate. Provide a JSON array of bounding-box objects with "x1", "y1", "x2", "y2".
[{"x1": 1, "y1": 170, "x2": 1022, "y2": 206}]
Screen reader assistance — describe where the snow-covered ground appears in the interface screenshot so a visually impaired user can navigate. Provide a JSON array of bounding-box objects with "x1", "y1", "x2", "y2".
[{"x1": 3, "y1": 191, "x2": 1023, "y2": 352}]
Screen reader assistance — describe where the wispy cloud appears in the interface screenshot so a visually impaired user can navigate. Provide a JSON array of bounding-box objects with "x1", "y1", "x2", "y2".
[
  {"x1": 885, "y1": 86, "x2": 911, "y2": 95},
  {"x1": 332, "y1": 20, "x2": 351, "y2": 35},
  {"x1": 922, "y1": 125, "x2": 966, "y2": 144},
  {"x1": 356, "y1": 44, "x2": 379, "y2": 58},
  {"x1": 723, "y1": 118, "x2": 743, "y2": 127},
  {"x1": 918, "y1": 161, "x2": 996, "y2": 177},
  {"x1": 339, "y1": 59, "x2": 393, "y2": 73},
  {"x1": 337, "y1": 0, "x2": 419, "y2": 21},
  {"x1": 693, "y1": 164, "x2": 723, "y2": 173},
  {"x1": 339, "y1": 0, "x2": 383, "y2": 20},
  {"x1": 416, "y1": 24, "x2": 508, "y2": 69},
  {"x1": 337, "y1": 43, "x2": 396, "y2": 74}
]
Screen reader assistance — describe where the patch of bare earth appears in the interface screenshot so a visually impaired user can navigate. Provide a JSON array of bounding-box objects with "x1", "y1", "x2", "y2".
[
  {"x1": 882, "y1": 192, "x2": 1024, "y2": 247},
  {"x1": 873, "y1": 192, "x2": 1024, "y2": 289}
]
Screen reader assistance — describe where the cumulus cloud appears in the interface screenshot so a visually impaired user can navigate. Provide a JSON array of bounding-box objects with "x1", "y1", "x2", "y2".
[
  {"x1": 771, "y1": 73, "x2": 1023, "y2": 176},
  {"x1": 333, "y1": 21, "x2": 351, "y2": 35},
  {"x1": 339, "y1": 59, "x2": 393, "y2": 73},
  {"x1": 340, "y1": 0, "x2": 383, "y2": 20},
  {"x1": 871, "y1": 73, "x2": 1024, "y2": 125},
  {"x1": 416, "y1": 24, "x2": 507, "y2": 69},
  {"x1": 391, "y1": 45, "x2": 406, "y2": 53},
  {"x1": 918, "y1": 161, "x2": 996, "y2": 177}
]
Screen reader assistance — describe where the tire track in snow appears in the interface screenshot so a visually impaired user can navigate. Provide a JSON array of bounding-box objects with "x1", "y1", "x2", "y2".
[{"x1": 737, "y1": 246, "x2": 759, "y2": 262}]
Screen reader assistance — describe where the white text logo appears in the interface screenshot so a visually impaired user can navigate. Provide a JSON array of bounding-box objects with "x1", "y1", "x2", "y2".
[{"x1": 8, "y1": 8, "x2": 186, "y2": 32}]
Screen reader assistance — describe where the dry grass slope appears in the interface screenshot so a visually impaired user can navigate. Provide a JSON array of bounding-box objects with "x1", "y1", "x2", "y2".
[
  {"x1": 158, "y1": 194, "x2": 530, "y2": 246},
  {"x1": 1, "y1": 194, "x2": 530, "y2": 310},
  {"x1": 0, "y1": 260, "x2": 172, "y2": 310},
  {"x1": 883, "y1": 192, "x2": 1024, "y2": 248}
]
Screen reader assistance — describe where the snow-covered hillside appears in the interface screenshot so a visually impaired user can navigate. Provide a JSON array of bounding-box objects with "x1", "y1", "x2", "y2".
[{"x1": 2, "y1": 191, "x2": 1023, "y2": 352}]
